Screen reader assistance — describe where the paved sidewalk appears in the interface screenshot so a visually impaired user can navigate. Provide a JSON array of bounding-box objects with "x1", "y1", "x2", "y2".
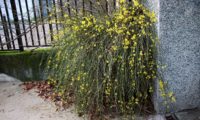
[
  {"x1": 0, "y1": 73, "x2": 20, "y2": 82},
  {"x1": 0, "y1": 74, "x2": 166, "y2": 120},
  {"x1": 175, "y1": 109, "x2": 200, "y2": 120},
  {"x1": 0, "y1": 81, "x2": 82, "y2": 120}
]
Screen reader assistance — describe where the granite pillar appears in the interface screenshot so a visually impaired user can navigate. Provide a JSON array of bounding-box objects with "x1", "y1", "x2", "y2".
[{"x1": 147, "y1": 0, "x2": 200, "y2": 113}]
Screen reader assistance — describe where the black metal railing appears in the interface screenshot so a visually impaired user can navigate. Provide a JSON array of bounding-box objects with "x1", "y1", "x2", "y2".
[{"x1": 0, "y1": 0, "x2": 120, "y2": 51}]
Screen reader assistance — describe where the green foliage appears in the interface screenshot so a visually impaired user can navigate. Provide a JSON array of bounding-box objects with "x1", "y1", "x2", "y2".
[{"x1": 47, "y1": 0, "x2": 173, "y2": 118}]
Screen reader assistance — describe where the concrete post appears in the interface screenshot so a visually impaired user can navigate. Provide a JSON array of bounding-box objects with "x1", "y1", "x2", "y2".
[{"x1": 147, "y1": 0, "x2": 200, "y2": 113}]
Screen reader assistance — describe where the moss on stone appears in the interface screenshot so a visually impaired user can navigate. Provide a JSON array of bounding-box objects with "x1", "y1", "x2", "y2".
[{"x1": 0, "y1": 48, "x2": 51, "y2": 81}]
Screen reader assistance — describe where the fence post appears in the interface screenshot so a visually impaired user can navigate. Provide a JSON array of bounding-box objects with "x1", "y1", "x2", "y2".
[
  {"x1": 39, "y1": 0, "x2": 47, "y2": 45},
  {"x1": 18, "y1": 0, "x2": 28, "y2": 46},
  {"x1": 4, "y1": 0, "x2": 15, "y2": 49},
  {"x1": 46, "y1": 0, "x2": 53, "y2": 42},
  {"x1": 0, "y1": 35, "x2": 4, "y2": 50},
  {"x1": 10, "y1": 0, "x2": 24, "y2": 51},
  {"x1": 82, "y1": 0, "x2": 85, "y2": 15},
  {"x1": 0, "y1": 7, "x2": 11, "y2": 50},
  {"x1": 25, "y1": 0, "x2": 34, "y2": 46},
  {"x1": 74, "y1": 0, "x2": 78, "y2": 15},
  {"x1": 2, "y1": 16, "x2": 11, "y2": 49},
  {"x1": 32, "y1": 0, "x2": 41, "y2": 45},
  {"x1": 52, "y1": 0, "x2": 59, "y2": 33}
]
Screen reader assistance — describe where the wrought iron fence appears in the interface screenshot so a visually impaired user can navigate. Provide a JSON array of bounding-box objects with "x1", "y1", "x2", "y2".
[{"x1": 0, "y1": 0, "x2": 120, "y2": 51}]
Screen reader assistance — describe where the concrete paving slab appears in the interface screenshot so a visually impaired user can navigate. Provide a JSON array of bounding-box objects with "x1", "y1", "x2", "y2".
[
  {"x1": 175, "y1": 109, "x2": 200, "y2": 120},
  {"x1": 0, "y1": 73, "x2": 20, "y2": 82},
  {"x1": 0, "y1": 81, "x2": 83, "y2": 120}
]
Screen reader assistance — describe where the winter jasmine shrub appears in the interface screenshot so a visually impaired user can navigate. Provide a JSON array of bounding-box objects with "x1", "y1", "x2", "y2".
[{"x1": 46, "y1": 0, "x2": 175, "y2": 119}]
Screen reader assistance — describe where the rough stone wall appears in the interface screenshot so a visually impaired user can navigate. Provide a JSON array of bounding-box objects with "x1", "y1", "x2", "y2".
[
  {"x1": 147, "y1": 0, "x2": 200, "y2": 113},
  {"x1": 0, "y1": 51, "x2": 49, "y2": 81}
]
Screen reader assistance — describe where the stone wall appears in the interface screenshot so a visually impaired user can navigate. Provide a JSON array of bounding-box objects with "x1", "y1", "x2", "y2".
[
  {"x1": 0, "y1": 50, "x2": 49, "y2": 81},
  {"x1": 147, "y1": 0, "x2": 200, "y2": 113}
]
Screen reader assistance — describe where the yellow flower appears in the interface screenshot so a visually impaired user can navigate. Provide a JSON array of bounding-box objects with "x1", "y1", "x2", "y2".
[
  {"x1": 133, "y1": 0, "x2": 139, "y2": 6},
  {"x1": 126, "y1": 31, "x2": 130, "y2": 35},
  {"x1": 80, "y1": 85, "x2": 84, "y2": 90},
  {"x1": 168, "y1": 91, "x2": 173, "y2": 97},
  {"x1": 131, "y1": 34, "x2": 137, "y2": 40},
  {"x1": 77, "y1": 76, "x2": 81, "y2": 81},
  {"x1": 81, "y1": 63, "x2": 85, "y2": 67},
  {"x1": 106, "y1": 20, "x2": 110, "y2": 26},
  {"x1": 98, "y1": 55, "x2": 103, "y2": 58},
  {"x1": 119, "y1": 0, "x2": 126, "y2": 4},
  {"x1": 161, "y1": 93, "x2": 166, "y2": 97},
  {"x1": 139, "y1": 51, "x2": 143, "y2": 56},
  {"x1": 81, "y1": 20, "x2": 86, "y2": 25},
  {"x1": 143, "y1": 71, "x2": 147, "y2": 75},
  {"x1": 135, "y1": 98, "x2": 139, "y2": 104},
  {"x1": 159, "y1": 80, "x2": 164, "y2": 90},
  {"x1": 151, "y1": 12, "x2": 157, "y2": 22},
  {"x1": 142, "y1": 29, "x2": 146, "y2": 35},
  {"x1": 112, "y1": 45, "x2": 118, "y2": 51},
  {"x1": 149, "y1": 86, "x2": 153, "y2": 93},
  {"x1": 124, "y1": 38, "x2": 130, "y2": 46},
  {"x1": 171, "y1": 96, "x2": 176, "y2": 102}
]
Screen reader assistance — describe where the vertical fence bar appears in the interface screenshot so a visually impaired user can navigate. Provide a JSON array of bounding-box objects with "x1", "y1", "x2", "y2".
[
  {"x1": 59, "y1": 0, "x2": 65, "y2": 29},
  {"x1": 39, "y1": 0, "x2": 47, "y2": 45},
  {"x1": 128, "y1": 0, "x2": 132, "y2": 7},
  {"x1": 2, "y1": 16, "x2": 11, "y2": 49},
  {"x1": 10, "y1": 0, "x2": 24, "y2": 51},
  {"x1": 46, "y1": 0, "x2": 53, "y2": 42},
  {"x1": 52, "y1": 0, "x2": 59, "y2": 33},
  {"x1": 3, "y1": 0, "x2": 15, "y2": 49},
  {"x1": 0, "y1": 35, "x2": 3, "y2": 50},
  {"x1": 0, "y1": 7, "x2": 11, "y2": 50},
  {"x1": 113, "y1": 0, "x2": 116, "y2": 10},
  {"x1": 25, "y1": 0, "x2": 34, "y2": 46},
  {"x1": 74, "y1": 0, "x2": 78, "y2": 15},
  {"x1": 18, "y1": 0, "x2": 28, "y2": 46},
  {"x1": 82, "y1": 0, "x2": 85, "y2": 15},
  {"x1": 59, "y1": 0, "x2": 64, "y2": 19},
  {"x1": 106, "y1": 0, "x2": 109, "y2": 14},
  {"x1": 32, "y1": 0, "x2": 41, "y2": 45},
  {"x1": 89, "y1": 1, "x2": 93, "y2": 14},
  {"x1": 67, "y1": 0, "x2": 71, "y2": 16}
]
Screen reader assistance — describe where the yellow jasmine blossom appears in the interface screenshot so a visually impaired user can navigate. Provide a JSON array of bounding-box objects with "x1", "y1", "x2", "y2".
[
  {"x1": 124, "y1": 39, "x2": 130, "y2": 46},
  {"x1": 133, "y1": 0, "x2": 139, "y2": 6},
  {"x1": 112, "y1": 45, "x2": 118, "y2": 51}
]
